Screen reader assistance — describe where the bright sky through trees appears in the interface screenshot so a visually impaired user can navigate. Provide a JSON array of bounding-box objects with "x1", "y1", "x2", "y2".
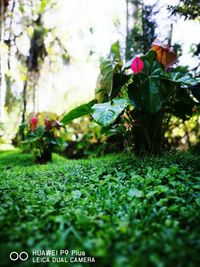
[
  {"x1": 37, "y1": 0, "x2": 199, "y2": 114},
  {"x1": 2, "y1": 0, "x2": 200, "y2": 115}
]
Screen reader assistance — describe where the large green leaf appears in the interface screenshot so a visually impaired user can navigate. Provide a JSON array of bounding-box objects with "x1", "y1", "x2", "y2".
[
  {"x1": 111, "y1": 72, "x2": 130, "y2": 99},
  {"x1": 110, "y1": 41, "x2": 121, "y2": 63},
  {"x1": 61, "y1": 99, "x2": 97, "y2": 124},
  {"x1": 95, "y1": 60, "x2": 113, "y2": 102},
  {"x1": 175, "y1": 75, "x2": 197, "y2": 85},
  {"x1": 127, "y1": 83, "x2": 141, "y2": 109},
  {"x1": 140, "y1": 51, "x2": 159, "y2": 75},
  {"x1": 95, "y1": 41, "x2": 123, "y2": 102},
  {"x1": 140, "y1": 77, "x2": 163, "y2": 113},
  {"x1": 141, "y1": 50, "x2": 157, "y2": 63},
  {"x1": 91, "y1": 98, "x2": 129, "y2": 127},
  {"x1": 163, "y1": 71, "x2": 198, "y2": 86}
]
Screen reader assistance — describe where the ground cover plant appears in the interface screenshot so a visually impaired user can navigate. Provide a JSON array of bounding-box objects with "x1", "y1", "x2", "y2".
[{"x1": 0, "y1": 150, "x2": 199, "y2": 267}]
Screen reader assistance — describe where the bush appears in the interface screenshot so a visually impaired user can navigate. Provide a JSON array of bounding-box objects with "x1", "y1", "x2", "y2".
[
  {"x1": 22, "y1": 115, "x2": 65, "y2": 163},
  {"x1": 61, "y1": 118, "x2": 126, "y2": 159},
  {"x1": 62, "y1": 40, "x2": 200, "y2": 155}
]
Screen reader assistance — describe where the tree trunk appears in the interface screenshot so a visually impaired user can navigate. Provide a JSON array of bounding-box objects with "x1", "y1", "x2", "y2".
[
  {"x1": 168, "y1": 23, "x2": 173, "y2": 46},
  {"x1": 22, "y1": 77, "x2": 28, "y2": 124},
  {"x1": 0, "y1": 0, "x2": 6, "y2": 122}
]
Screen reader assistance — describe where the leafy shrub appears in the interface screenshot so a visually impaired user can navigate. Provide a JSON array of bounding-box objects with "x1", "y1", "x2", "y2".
[
  {"x1": 62, "y1": 40, "x2": 200, "y2": 154},
  {"x1": 61, "y1": 117, "x2": 126, "y2": 159},
  {"x1": 22, "y1": 116, "x2": 65, "y2": 163}
]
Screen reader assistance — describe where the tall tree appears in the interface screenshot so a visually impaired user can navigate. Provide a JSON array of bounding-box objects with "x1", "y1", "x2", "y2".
[
  {"x1": 125, "y1": 0, "x2": 157, "y2": 60},
  {"x1": 2, "y1": 0, "x2": 70, "y2": 126},
  {"x1": 21, "y1": 13, "x2": 48, "y2": 123}
]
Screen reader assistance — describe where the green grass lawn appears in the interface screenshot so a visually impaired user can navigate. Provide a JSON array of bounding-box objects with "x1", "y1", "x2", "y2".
[{"x1": 0, "y1": 150, "x2": 200, "y2": 267}]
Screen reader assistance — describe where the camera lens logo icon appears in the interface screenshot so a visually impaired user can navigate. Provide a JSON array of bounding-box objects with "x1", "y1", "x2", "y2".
[{"x1": 10, "y1": 252, "x2": 29, "y2": 261}]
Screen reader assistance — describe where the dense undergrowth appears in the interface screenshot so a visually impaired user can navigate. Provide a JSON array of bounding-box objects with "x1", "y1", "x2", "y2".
[{"x1": 0, "y1": 150, "x2": 200, "y2": 267}]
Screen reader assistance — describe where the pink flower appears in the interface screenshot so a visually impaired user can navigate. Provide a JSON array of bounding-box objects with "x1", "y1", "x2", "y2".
[
  {"x1": 30, "y1": 117, "x2": 38, "y2": 131},
  {"x1": 131, "y1": 56, "x2": 144, "y2": 74}
]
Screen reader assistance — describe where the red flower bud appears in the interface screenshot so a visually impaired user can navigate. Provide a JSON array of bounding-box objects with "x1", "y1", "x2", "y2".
[
  {"x1": 30, "y1": 117, "x2": 38, "y2": 131},
  {"x1": 131, "y1": 56, "x2": 144, "y2": 74}
]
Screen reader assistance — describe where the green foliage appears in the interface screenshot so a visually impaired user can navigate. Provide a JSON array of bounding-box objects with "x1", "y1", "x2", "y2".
[
  {"x1": 128, "y1": 52, "x2": 165, "y2": 114},
  {"x1": 39, "y1": 0, "x2": 51, "y2": 13},
  {"x1": 91, "y1": 98, "x2": 129, "y2": 127},
  {"x1": 95, "y1": 41, "x2": 123, "y2": 102},
  {"x1": 62, "y1": 118, "x2": 126, "y2": 159},
  {"x1": 165, "y1": 114, "x2": 200, "y2": 149},
  {"x1": 61, "y1": 100, "x2": 97, "y2": 124},
  {"x1": 93, "y1": 43, "x2": 199, "y2": 154},
  {"x1": 22, "y1": 117, "x2": 65, "y2": 163},
  {"x1": 0, "y1": 151, "x2": 200, "y2": 267},
  {"x1": 164, "y1": 70, "x2": 198, "y2": 85},
  {"x1": 95, "y1": 60, "x2": 113, "y2": 102},
  {"x1": 168, "y1": 0, "x2": 200, "y2": 20},
  {"x1": 99, "y1": 44, "x2": 199, "y2": 119},
  {"x1": 62, "y1": 41, "x2": 199, "y2": 154}
]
